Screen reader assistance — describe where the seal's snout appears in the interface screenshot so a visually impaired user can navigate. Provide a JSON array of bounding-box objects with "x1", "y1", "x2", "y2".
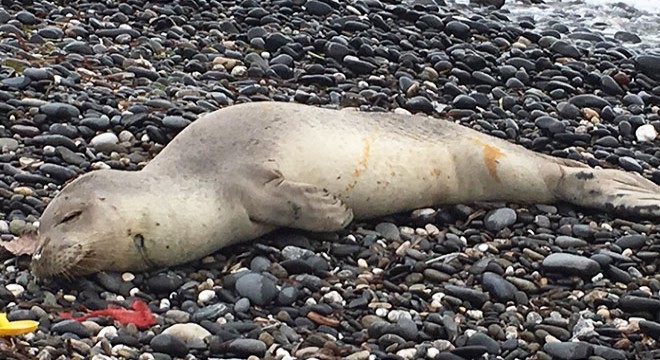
[{"x1": 30, "y1": 235, "x2": 88, "y2": 279}]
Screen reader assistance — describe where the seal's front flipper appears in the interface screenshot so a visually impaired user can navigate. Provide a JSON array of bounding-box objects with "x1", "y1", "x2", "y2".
[
  {"x1": 557, "y1": 167, "x2": 660, "y2": 218},
  {"x1": 240, "y1": 166, "x2": 354, "y2": 232}
]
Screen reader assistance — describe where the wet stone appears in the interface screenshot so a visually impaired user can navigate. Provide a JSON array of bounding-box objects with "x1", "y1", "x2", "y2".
[
  {"x1": 554, "y1": 236, "x2": 587, "y2": 248},
  {"x1": 37, "y1": 26, "x2": 64, "y2": 39},
  {"x1": 639, "y1": 320, "x2": 660, "y2": 339},
  {"x1": 614, "y1": 234, "x2": 645, "y2": 250},
  {"x1": 51, "y1": 320, "x2": 92, "y2": 338},
  {"x1": 466, "y1": 332, "x2": 500, "y2": 354},
  {"x1": 150, "y1": 333, "x2": 189, "y2": 358},
  {"x1": 235, "y1": 272, "x2": 278, "y2": 306},
  {"x1": 542, "y1": 253, "x2": 601, "y2": 277},
  {"x1": 40, "y1": 102, "x2": 80, "y2": 120},
  {"x1": 452, "y1": 94, "x2": 477, "y2": 109},
  {"x1": 481, "y1": 272, "x2": 517, "y2": 303},
  {"x1": 618, "y1": 295, "x2": 660, "y2": 312},
  {"x1": 535, "y1": 116, "x2": 566, "y2": 133},
  {"x1": 618, "y1": 156, "x2": 643, "y2": 172},
  {"x1": 451, "y1": 345, "x2": 489, "y2": 359},
  {"x1": 484, "y1": 208, "x2": 517, "y2": 232},
  {"x1": 444, "y1": 285, "x2": 489, "y2": 307},
  {"x1": 543, "y1": 341, "x2": 593, "y2": 360},
  {"x1": 305, "y1": 0, "x2": 334, "y2": 16},
  {"x1": 636, "y1": 55, "x2": 660, "y2": 80},
  {"x1": 227, "y1": 338, "x2": 267, "y2": 357},
  {"x1": 146, "y1": 273, "x2": 184, "y2": 294},
  {"x1": 162, "y1": 116, "x2": 191, "y2": 130},
  {"x1": 191, "y1": 303, "x2": 230, "y2": 322},
  {"x1": 568, "y1": 94, "x2": 611, "y2": 108},
  {"x1": 343, "y1": 55, "x2": 377, "y2": 74},
  {"x1": 2, "y1": 76, "x2": 31, "y2": 89},
  {"x1": 445, "y1": 21, "x2": 471, "y2": 39},
  {"x1": 550, "y1": 40, "x2": 581, "y2": 58}
]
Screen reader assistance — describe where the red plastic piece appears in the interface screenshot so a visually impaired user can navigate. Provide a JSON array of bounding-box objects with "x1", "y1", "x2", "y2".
[{"x1": 59, "y1": 300, "x2": 156, "y2": 329}]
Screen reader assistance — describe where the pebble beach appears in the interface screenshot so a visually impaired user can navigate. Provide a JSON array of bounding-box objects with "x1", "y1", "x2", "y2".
[{"x1": 0, "y1": 0, "x2": 659, "y2": 359}]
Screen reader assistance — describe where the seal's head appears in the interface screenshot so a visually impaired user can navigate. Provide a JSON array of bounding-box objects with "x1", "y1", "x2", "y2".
[{"x1": 31, "y1": 170, "x2": 152, "y2": 279}]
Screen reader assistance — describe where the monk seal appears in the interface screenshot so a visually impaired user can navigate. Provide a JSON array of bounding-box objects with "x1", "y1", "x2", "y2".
[{"x1": 30, "y1": 101, "x2": 660, "y2": 278}]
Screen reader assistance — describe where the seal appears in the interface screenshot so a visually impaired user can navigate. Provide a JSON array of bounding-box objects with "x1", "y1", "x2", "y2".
[{"x1": 30, "y1": 102, "x2": 660, "y2": 278}]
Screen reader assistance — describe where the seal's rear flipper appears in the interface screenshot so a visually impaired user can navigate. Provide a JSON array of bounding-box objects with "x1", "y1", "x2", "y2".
[
  {"x1": 557, "y1": 167, "x2": 660, "y2": 218},
  {"x1": 240, "y1": 166, "x2": 354, "y2": 232}
]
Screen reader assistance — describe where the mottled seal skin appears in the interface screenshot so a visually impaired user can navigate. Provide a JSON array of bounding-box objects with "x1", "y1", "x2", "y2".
[{"x1": 31, "y1": 102, "x2": 660, "y2": 278}]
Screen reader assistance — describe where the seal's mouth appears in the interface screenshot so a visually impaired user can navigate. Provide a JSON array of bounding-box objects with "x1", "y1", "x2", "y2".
[{"x1": 31, "y1": 239, "x2": 98, "y2": 280}]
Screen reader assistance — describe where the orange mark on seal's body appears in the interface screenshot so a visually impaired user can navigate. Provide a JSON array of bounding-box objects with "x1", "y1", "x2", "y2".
[
  {"x1": 472, "y1": 137, "x2": 505, "y2": 181},
  {"x1": 347, "y1": 138, "x2": 371, "y2": 190}
]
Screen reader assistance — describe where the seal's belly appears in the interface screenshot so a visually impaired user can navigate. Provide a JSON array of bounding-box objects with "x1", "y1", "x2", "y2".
[{"x1": 276, "y1": 130, "x2": 459, "y2": 219}]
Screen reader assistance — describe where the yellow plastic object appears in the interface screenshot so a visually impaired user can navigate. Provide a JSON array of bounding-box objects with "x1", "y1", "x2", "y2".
[{"x1": 0, "y1": 313, "x2": 38, "y2": 336}]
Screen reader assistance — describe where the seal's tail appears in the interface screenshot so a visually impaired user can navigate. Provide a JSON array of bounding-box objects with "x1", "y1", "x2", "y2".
[{"x1": 556, "y1": 166, "x2": 660, "y2": 219}]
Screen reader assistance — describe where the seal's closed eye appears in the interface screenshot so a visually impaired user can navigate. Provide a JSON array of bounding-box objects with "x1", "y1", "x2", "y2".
[{"x1": 60, "y1": 210, "x2": 82, "y2": 224}]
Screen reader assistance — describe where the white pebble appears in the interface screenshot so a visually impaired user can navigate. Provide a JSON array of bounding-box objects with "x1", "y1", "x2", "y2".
[
  {"x1": 43, "y1": 145, "x2": 57, "y2": 156},
  {"x1": 322, "y1": 290, "x2": 344, "y2": 304},
  {"x1": 431, "y1": 292, "x2": 445, "y2": 302},
  {"x1": 90, "y1": 132, "x2": 119, "y2": 148},
  {"x1": 129, "y1": 288, "x2": 140, "y2": 296},
  {"x1": 396, "y1": 348, "x2": 417, "y2": 360},
  {"x1": 505, "y1": 265, "x2": 514, "y2": 276},
  {"x1": 163, "y1": 323, "x2": 212, "y2": 342},
  {"x1": 304, "y1": 297, "x2": 317, "y2": 306},
  {"x1": 346, "y1": 5, "x2": 361, "y2": 15},
  {"x1": 0, "y1": 220, "x2": 9, "y2": 233},
  {"x1": 118, "y1": 130, "x2": 135, "y2": 143},
  {"x1": 399, "y1": 226, "x2": 415, "y2": 237},
  {"x1": 425, "y1": 224, "x2": 440, "y2": 236},
  {"x1": 121, "y1": 272, "x2": 135, "y2": 282},
  {"x1": 231, "y1": 65, "x2": 247, "y2": 77},
  {"x1": 332, "y1": 72, "x2": 346, "y2": 82},
  {"x1": 395, "y1": 241, "x2": 410, "y2": 256},
  {"x1": 505, "y1": 326, "x2": 519, "y2": 339},
  {"x1": 375, "y1": 308, "x2": 388, "y2": 317},
  {"x1": 636, "y1": 124, "x2": 658, "y2": 142},
  {"x1": 545, "y1": 334, "x2": 560, "y2": 343},
  {"x1": 275, "y1": 348, "x2": 293, "y2": 360},
  {"x1": 430, "y1": 299, "x2": 442, "y2": 309},
  {"x1": 432, "y1": 339, "x2": 453, "y2": 351},
  {"x1": 198, "y1": 289, "x2": 216, "y2": 303},
  {"x1": 5, "y1": 284, "x2": 24, "y2": 297},
  {"x1": 63, "y1": 294, "x2": 76, "y2": 302},
  {"x1": 159, "y1": 298, "x2": 171, "y2": 310},
  {"x1": 387, "y1": 309, "x2": 411, "y2": 322},
  {"x1": 91, "y1": 162, "x2": 111, "y2": 170},
  {"x1": 427, "y1": 347, "x2": 440, "y2": 359},
  {"x1": 97, "y1": 326, "x2": 118, "y2": 339},
  {"x1": 466, "y1": 310, "x2": 483, "y2": 320},
  {"x1": 394, "y1": 107, "x2": 412, "y2": 116},
  {"x1": 476, "y1": 243, "x2": 489, "y2": 252}
]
